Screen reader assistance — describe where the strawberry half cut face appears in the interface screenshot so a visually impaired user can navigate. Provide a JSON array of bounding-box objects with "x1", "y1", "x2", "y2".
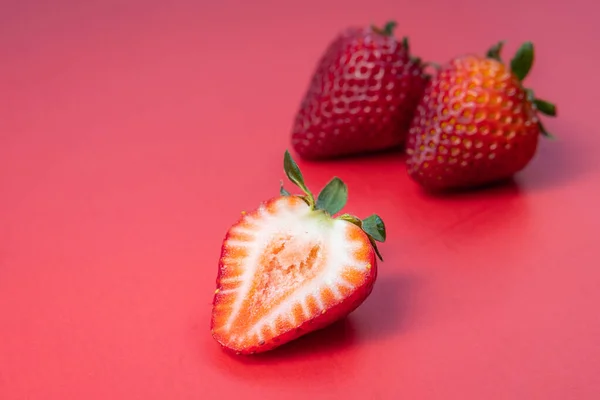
[{"x1": 211, "y1": 151, "x2": 386, "y2": 354}]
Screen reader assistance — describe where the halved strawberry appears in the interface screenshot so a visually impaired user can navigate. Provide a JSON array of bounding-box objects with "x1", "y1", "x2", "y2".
[{"x1": 211, "y1": 151, "x2": 386, "y2": 354}]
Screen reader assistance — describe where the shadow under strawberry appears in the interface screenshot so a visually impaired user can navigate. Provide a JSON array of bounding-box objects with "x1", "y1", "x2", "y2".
[
  {"x1": 517, "y1": 120, "x2": 593, "y2": 191},
  {"x1": 228, "y1": 317, "x2": 357, "y2": 365},
  {"x1": 414, "y1": 176, "x2": 521, "y2": 199},
  {"x1": 222, "y1": 273, "x2": 418, "y2": 365},
  {"x1": 352, "y1": 273, "x2": 421, "y2": 339},
  {"x1": 296, "y1": 146, "x2": 407, "y2": 166},
  {"x1": 210, "y1": 317, "x2": 358, "y2": 385}
]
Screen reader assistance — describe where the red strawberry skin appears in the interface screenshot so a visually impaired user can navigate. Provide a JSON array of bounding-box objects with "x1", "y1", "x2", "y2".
[
  {"x1": 406, "y1": 52, "x2": 545, "y2": 190},
  {"x1": 291, "y1": 23, "x2": 428, "y2": 159},
  {"x1": 210, "y1": 196, "x2": 377, "y2": 355}
]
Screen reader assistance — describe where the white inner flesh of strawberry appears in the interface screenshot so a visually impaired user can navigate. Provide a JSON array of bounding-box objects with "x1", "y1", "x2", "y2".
[{"x1": 221, "y1": 198, "x2": 370, "y2": 344}]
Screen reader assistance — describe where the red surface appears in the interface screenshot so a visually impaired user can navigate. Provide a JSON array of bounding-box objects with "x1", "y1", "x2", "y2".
[{"x1": 1, "y1": 0, "x2": 599, "y2": 398}]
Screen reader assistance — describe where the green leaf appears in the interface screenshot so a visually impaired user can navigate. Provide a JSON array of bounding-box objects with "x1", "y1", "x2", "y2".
[
  {"x1": 372, "y1": 21, "x2": 397, "y2": 36},
  {"x1": 383, "y1": 21, "x2": 397, "y2": 36},
  {"x1": 316, "y1": 177, "x2": 348, "y2": 215},
  {"x1": 283, "y1": 150, "x2": 314, "y2": 205},
  {"x1": 368, "y1": 236, "x2": 384, "y2": 262},
  {"x1": 402, "y1": 36, "x2": 409, "y2": 51},
  {"x1": 538, "y1": 121, "x2": 556, "y2": 139},
  {"x1": 533, "y1": 98, "x2": 557, "y2": 117},
  {"x1": 280, "y1": 181, "x2": 290, "y2": 196},
  {"x1": 486, "y1": 41, "x2": 505, "y2": 62},
  {"x1": 510, "y1": 41, "x2": 534, "y2": 81},
  {"x1": 337, "y1": 213, "x2": 362, "y2": 227},
  {"x1": 338, "y1": 214, "x2": 385, "y2": 261},
  {"x1": 362, "y1": 215, "x2": 386, "y2": 242}
]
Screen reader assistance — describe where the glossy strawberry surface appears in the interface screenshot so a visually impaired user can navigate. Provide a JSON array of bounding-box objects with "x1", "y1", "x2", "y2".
[{"x1": 406, "y1": 42, "x2": 556, "y2": 190}]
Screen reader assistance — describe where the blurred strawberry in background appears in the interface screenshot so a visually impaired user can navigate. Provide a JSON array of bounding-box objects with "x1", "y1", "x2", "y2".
[{"x1": 291, "y1": 21, "x2": 429, "y2": 159}]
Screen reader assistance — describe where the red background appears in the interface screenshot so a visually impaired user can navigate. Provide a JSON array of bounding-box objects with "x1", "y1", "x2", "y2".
[{"x1": 2, "y1": 0, "x2": 599, "y2": 398}]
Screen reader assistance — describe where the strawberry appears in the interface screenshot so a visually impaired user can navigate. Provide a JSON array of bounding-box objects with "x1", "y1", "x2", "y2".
[
  {"x1": 211, "y1": 151, "x2": 386, "y2": 354},
  {"x1": 291, "y1": 21, "x2": 429, "y2": 159},
  {"x1": 405, "y1": 41, "x2": 557, "y2": 190}
]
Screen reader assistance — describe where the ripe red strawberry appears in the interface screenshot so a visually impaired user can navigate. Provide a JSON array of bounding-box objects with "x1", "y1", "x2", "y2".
[
  {"x1": 405, "y1": 41, "x2": 557, "y2": 190},
  {"x1": 211, "y1": 151, "x2": 386, "y2": 354},
  {"x1": 291, "y1": 21, "x2": 429, "y2": 159}
]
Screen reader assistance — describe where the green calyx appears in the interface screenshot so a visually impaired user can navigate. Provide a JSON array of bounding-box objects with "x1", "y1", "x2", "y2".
[
  {"x1": 485, "y1": 40, "x2": 536, "y2": 81},
  {"x1": 486, "y1": 41, "x2": 505, "y2": 62},
  {"x1": 402, "y1": 36, "x2": 409, "y2": 52},
  {"x1": 280, "y1": 150, "x2": 386, "y2": 261},
  {"x1": 510, "y1": 41, "x2": 534, "y2": 81},
  {"x1": 338, "y1": 214, "x2": 386, "y2": 261},
  {"x1": 371, "y1": 20, "x2": 397, "y2": 36},
  {"x1": 403, "y1": 36, "x2": 422, "y2": 66},
  {"x1": 533, "y1": 98, "x2": 557, "y2": 116},
  {"x1": 371, "y1": 21, "x2": 433, "y2": 78},
  {"x1": 485, "y1": 40, "x2": 558, "y2": 138}
]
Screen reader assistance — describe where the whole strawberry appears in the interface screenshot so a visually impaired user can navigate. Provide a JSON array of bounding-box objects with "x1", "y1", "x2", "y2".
[
  {"x1": 405, "y1": 41, "x2": 557, "y2": 190},
  {"x1": 291, "y1": 21, "x2": 429, "y2": 159}
]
